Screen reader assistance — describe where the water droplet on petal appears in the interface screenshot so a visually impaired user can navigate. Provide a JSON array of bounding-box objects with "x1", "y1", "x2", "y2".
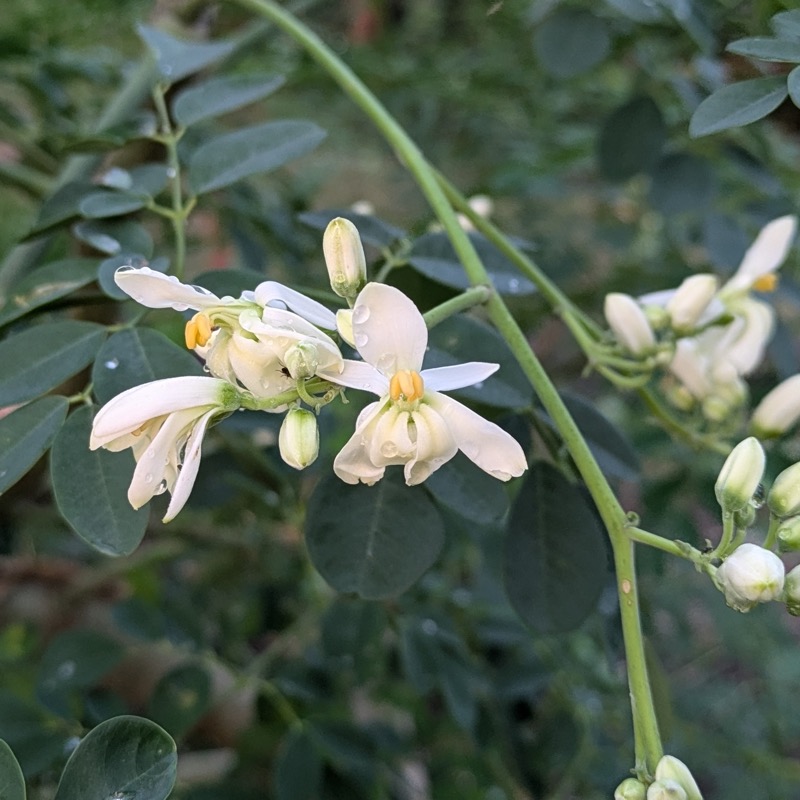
[
  {"x1": 104, "y1": 358, "x2": 119, "y2": 370},
  {"x1": 352, "y1": 305, "x2": 370, "y2": 324},
  {"x1": 376, "y1": 353, "x2": 396, "y2": 373},
  {"x1": 155, "y1": 479, "x2": 168, "y2": 494},
  {"x1": 166, "y1": 167, "x2": 177, "y2": 179},
  {"x1": 472, "y1": 381, "x2": 484, "y2": 390},
  {"x1": 56, "y1": 660, "x2": 76, "y2": 681},
  {"x1": 354, "y1": 332, "x2": 369, "y2": 348},
  {"x1": 381, "y1": 442, "x2": 398, "y2": 457},
  {"x1": 144, "y1": 473, "x2": 153, "y2": 484}
]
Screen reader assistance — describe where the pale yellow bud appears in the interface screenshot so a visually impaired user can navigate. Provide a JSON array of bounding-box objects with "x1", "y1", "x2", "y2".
[
  {"x1": 647, "y1": 779, "x2": 687, "y2": 800},
  {"x1": 284, "y1": 341, "x2": 319, "y2": 380},
  {"x1": 751, "y1": 375, "x2": 800, "y2": 438},
  {"x1": 783, "y1": 564, "x2": 800, "y2": 615},
  {"x1": 714, "y1": 437, "x2": 765, "y2": 512},
  {"x1": 615, "y1": 777, "x2": 647, "y2": 800},
  {"x1": 666, "y1": 274, "x2": 719, "y2": 332},
  {"x1": 323, "y1": 217, "x2": 366, "y2": 299},
  {"x1": 279, "y1": 408, "x2": 319, "y2": 470},
  {"x1": 768, "y1": 462, "x2": 800, "y2": 519},
  {"x1": 655, "y1": 755, "x2": 703, "y2": 800},
  {"x1": 604, "y1": 293, "x2": 656, "y2": 356}
]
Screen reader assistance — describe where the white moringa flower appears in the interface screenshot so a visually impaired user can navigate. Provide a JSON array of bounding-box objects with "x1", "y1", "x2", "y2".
[
  {"x1": 318, "y1": 282, "x2": 527, "y2": 486},
  {"x1": 604, "y1": 292, "x2": 656, "y2": 355},
  {"x1": 90, "y1": 376, "x2": 241, "y2": 521},
  {"x1": 751, "y1": 374, "x2": 800, "y2": 437},
  {"x1": 715, "y1": 543, "x2": 785, "y2": 612}
]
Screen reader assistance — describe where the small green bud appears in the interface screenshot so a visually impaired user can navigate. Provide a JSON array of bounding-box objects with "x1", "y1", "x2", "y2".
[
  {"x1": 647, "y1": 779, "x2": 687, "y2": 800},
  {"x1": 783, "y1": 565, "x2": 800, "y2": 615},
  {"x1": 768, "y1": 462, "x2": 800, "y2": 519},
  {"x1": 323, "y1": 217, "x2": 367, "y2": 300},
  {"x1": 615, "y1": 777, "x2": 647, "y2": 800},
  {"x1": 714, "y1": 437, "x2": 765, "y2": 513},
  {"x1": 284, "y1": 341, "x2": 319, "y2": 380},
  {"x1": 777, "y1": 516, "x2": 800, "y2": 552},
  {"x1": 655, "y1": 755, "x2": 703, "y2": 800},
  {"x1": 716, "y1": 543, "x2": 785, "y2": 613},
  {"x1": 278, "y1": 408, "x2": 319, "y2": 470}
]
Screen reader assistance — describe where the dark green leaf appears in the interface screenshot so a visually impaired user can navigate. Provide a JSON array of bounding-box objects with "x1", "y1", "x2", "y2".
[
  {"x1": 426, "y1": 314, "x2": 533, "y2": 408},
  {"x1": 273, "y1": 727, "x2": 323, "y2": 800},
  {"x1": 188, "y1": 120, "x2": 326, "y2": 195},
  {"x1": 408, "y1": 231, "x2": 535, "y2": 295},
  {"x1": 126, "y1": 164, "x2": 171, "y2": 199},
  {"x1": 425, "y1": 452, "x2": 509, "y2": 525},
  {"x1": 727, "y1": 37, "x2": 800, "y2": 63},
  {"x1": 788, "y1": 65, "x2": 800, "y2": 108},
  {"x1": 0, "y1": 740, "x2": 25, "y2": 800},
  {"x1": 649, "y1": 153, "x2": 716, "y2": 215},
  {"x1": 598, "y1": 96, "x2": 666, "y2": 181},
  {"x1": 137, "y1": 24, "x2": 236, "y2": 83},
  {"x1": 73, "y1": 220, "x2": 154, "y2": 257},
  {"x1": 50, "y1": 406, "x2": 149, "y2": 556},
  {"x1": 79, "y1": 191, "x2": 147, "y2": 219},
  {"x1": 54, "y1": 716, "x2": 177, "y2": 800},
  {"x1": 297, "y1": 209, "x2": 407, "y2": 248},
  {"x1": 0, "y1": 321, "x2": 105, "y2": 406},
  {"x1": 0, "y1": 396, "x2": 68, "y2": 496},
  {"x1": 533, "y1": 9, "x2": 611, "y2": 78},
  {"x1": 311, "y1": 721, "x2": 377, "y2": 786},
  {"x1": 92, "y1": 328, "x2": 203, "y2": 405},
  {"x1": 772, "y1": 10, "x2": 800, "y2": 40},
  {"x1": 148, "y1": 664, "x2": 212, "y2": 740},
  {"x1": 689, "y1": 77, "x2": 788, "y2": 137},
  {"x1": 305, "y1": 471, "x2": 445, "y2": 599},
  {"x1": 61, "y1": 112, "x2": 158, "y2": 153},
  {"x1": 504, "y1": 462, "x2": 608, "y2": 633},
  {"x1": 173, "y1": 73, "x2": 286, "y2": 126},
  {"x1": 112, "y1": 598, "x2": 168, "y2": 641},
  {"x1": 0, "y1": 259, "x2": 99, "y2": 328},
  {"x1": 97, "y1": 255, "x2": 167, "y2": 300},
  {"x1": 604, "y1": 0, "x2": 665, "y2": 23},
  {"x1": 26, "y1": 181, "x2": 95, "y2": 238},
  {"x1": 193, "y1": 268, "x2": 265, "y2": 298}
]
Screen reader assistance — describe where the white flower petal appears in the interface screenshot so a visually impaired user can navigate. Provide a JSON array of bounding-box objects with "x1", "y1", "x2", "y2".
[
  {"x1": 319, "y1": 359, "x2": 389, "y2": 395},
  {"x1": 668, "y1": 339, "x2": 712, "y2": 398},
  {"x1": 368, "y1": 406, "x2": 414, "y2": 466},
  {"x1": 422, "y1": 362, "x2": 499, "y2": 392},
  {"x1": 253, "y1": 281, "x2": 336, "y2": 329},
  {"x1": 404, "y1": 404, "x2": 458, "y2": 485},
  {"x1": 426, "y1": 392, "x2": 526, "y2": 480},
  {"x1": 719, "y1": 298, "x2": 774, "y2": 375},
  {"x1": 115, "y1": 266, "x2": 222, "y2": 311},
  {"x1": 351, "y1": 283, "x2": 427, "y2": 373},
  {"x1": 727, "y1": 215, "x2": 797, "y2": 292},
  {"x1": 163, "y1": 407, "x2": 217, "y2": 522},
  {"x1": 333, "y1": 401, "x2": 389, "y2": 485},
  {"x1": 604, "y1": 292, "x2": 655, "y2": 355}
]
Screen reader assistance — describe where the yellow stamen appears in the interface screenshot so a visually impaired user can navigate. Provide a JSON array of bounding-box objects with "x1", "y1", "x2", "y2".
[
  {"x1": 184, "y1": 313, "x2": 213, "y2": 349},
  {"x1": 389, "y1": 369, "x2": 425, "y2": 402},
  {"x1": 753, "y1": 274, "x2": 778, "y2": 293}
]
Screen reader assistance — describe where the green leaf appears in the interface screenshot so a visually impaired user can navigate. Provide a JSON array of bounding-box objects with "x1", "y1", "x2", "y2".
[
  {"x1": 273, "y1": 727, "x2": 324, "y2": 800},
  {"x1": 188, "y1": 120, "x2": 326, "y2": 195},
  {"x1": 73, "y1": 220, "x2": 154, "y2": 258},
  {"x1": 25, "y1": 181, "x2": 96, "y2": 238},
  {"x1": 297, "y1": 208, "x2": 406, "y2": 248},
  {"x1": 533, "y1": 9, "x2": 611, "y2": 79},
  {"x1": 0, "y1": 321, "x2": 106, "y2": 406},
  {"x1": 0, "y1": 259, "x2": 99, "y2": 328},
  {"x1": 727, "y1": 37, "x2": 800, "y2": 63},
  {"x1": 172, "y1": 73, "x2": 286, "y2": 126},
  {"x1": 788, "y1": 65, "x2": 800, "y2": 108},
  {"x1": 98, "y1": 255, "x2": 168, "y2": 301},
  {"x1": 54, "y1": 716, "x2": 177, "y2": 800},
  {"x1": 137, "y1": 24, "x2": 236, "y2": 83},
  {"x1": 772, "y1": 10, "x2": 800, "y2": 40},
  {"x1": 78, "y1": 191, "x2": 147, "y2": 219},
  {"x1": 426, "y1": 314, "x2": 533, "y2": 408},
  {"x1": 0, "y1": 396, "x2": 68, "y2": 496},
  {"x1": 50, "y1": 406, "x2": 149, "y2": 556},
  {"x1": 408, "y1": 231, "x2": 535, "y2": 295},
  {"x1": 36, "y1": 630, "x2": 125, "y2": 717},
  {"x1": 597, "y1": 96, "x2": 666, "y2": 181},
  {"x1": 649, "y1": 153, "x2": 717, "y2": 215},
  {"x1": 689, "y1": 77, "x2": 788, "y2": 137},
  {"x1": 504, "y1": 462, "x2": 608, "y2": 633},
  {"x1": 92, "y1": 328, "x2": 203, "y2": 405},
  {"x1": 305, "y1": 471, "x2": 445, "y2": 599},
  {"x1": 0, "y1": 740, "x2": 25, "y2": 800},
  {"x1": 148, "y1": 664, "x2": 212, "y2": 740}
]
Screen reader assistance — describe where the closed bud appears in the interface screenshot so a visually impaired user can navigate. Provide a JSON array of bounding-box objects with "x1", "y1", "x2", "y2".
[
  {"x1": 655, "y1": 755, "x2": 703, "y2": 800},
  {"x1": 604, "y1": 293, "x2": 656, "y2": 356},
  {"x1": 714, "y1": 437, "x2": 765, "y2": 513},
  {"x1": 768, "y1": 462, "x2": 800, "y2": 519},
  {"x1": 783, "y1": 564, "x2": 800, "y2": 615},
  {"x1": 752, "y1": 375, "x2": 800, "y2": 438},
  {"x1": 615, "y1": 777, "x2": 647, "y2": 800},
  {"x1": 279, "y1": 408, "x2": 319, "y2": 470},
  {"x1": 666, "y1": 274, "x2": 719, "y2": 332},
  {"x1": 716, "y1": 543, "x2": 785, "y2": 613},
  {"x1": 284, "y1": 341, "x2": 319, "y2": 380},
  {"x1": 647, "y1": 780, "x2": 687, "y2": 800},
  {"x1": 777, "y1": 516, "x2": 800, "y2": 552},
  {"x1": 323, "y1": 217, "x2": 366, "y2": 299}
]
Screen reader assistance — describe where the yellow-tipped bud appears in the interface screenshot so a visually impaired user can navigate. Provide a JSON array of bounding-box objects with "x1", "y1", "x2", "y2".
[{"x1": 323, "y1": 217, "x2": 367, "y2": 299}]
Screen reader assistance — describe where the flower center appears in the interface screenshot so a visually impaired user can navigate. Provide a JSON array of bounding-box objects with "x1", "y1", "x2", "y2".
[
  {"x1": 389, "y1": 370, "x2": 425, "y2": 403},
  {"x1": 753, "y1": 274, "x2": 778, "y2": 293},
  {"x1": 185, "y1": 312, "x2": 213, "y2": 349}
]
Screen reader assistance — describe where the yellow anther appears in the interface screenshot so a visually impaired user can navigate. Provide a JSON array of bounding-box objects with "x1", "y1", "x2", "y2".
[
  {"x1": 389, "y1": 370, "x2": 425, "y2": 402},
  {"x1": 753, "y1": 274, "x2": 778, "y2": 293},
  {"x1": 184, "y1": 313, "x2": 213, "y2": 349}
]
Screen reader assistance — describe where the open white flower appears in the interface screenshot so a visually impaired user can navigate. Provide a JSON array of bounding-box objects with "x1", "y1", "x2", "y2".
[
  {"x1": 319, "y1": 283, "x2": 528, "y2": 485},
  {"x1": 90, "y1": 376, "x2": 241, "y2": 521}
]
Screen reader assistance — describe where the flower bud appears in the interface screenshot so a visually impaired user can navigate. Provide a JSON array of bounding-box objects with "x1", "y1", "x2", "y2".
[
  {"x1": 279, "y1": 408, "x2": 319, "y2": 470},
  {"x1": 323, "y1": 217, "x2": 366, "y2": 299},
  {"x1": 615, "y1": 777, "x2": 647, "y2": 800},
  {"x1": 647, "y1": 780, "x2": 687, "y2": 800},
  {"x1": 777, "y1": 517, "x2": 800, "y2": 552},
  {"x1": 716, "y1": 543, "x2": 785, "y2": 613},
  {"x1": 767, "y1": 462, "x2": 800, "y2": 519},
  {"x1": 655, "y1": 756, "x2": 702, "y2": 800},
  {"x1": 284, "y1": 341, "x2": 319, "y2": 380},
  {"x1": 714, "y1": 437, "x2": 765, "y2": 513},
  {"x1": 604, "y1": 293, "x2": 656, "y2": 356},
  {"x1": 751, "y1": 374, "x2": 800, "y2": 438},
  {"x1": 783, "y1": 564, "x2": 800, "y2": 615},
  {"x1": 666, "y1": 274, "x2": 719, "y2": 332}
]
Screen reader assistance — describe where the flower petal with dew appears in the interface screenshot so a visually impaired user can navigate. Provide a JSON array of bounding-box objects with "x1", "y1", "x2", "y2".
[
  {"x1": 320, "y1": 282, "x2": 527, "y2": 486},
  {"x1": 90, "y1": 376, "x2": 241, "y2": 521}
]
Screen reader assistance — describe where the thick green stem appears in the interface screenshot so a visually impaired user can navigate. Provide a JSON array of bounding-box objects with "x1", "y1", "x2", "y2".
[{"x1": 233, "y1": 0, "x2": 663, "y2": 773}]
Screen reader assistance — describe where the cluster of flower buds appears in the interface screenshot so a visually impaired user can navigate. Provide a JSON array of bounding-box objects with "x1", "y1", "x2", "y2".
[
  {"x1": 603, "y1": 216, "x2": 797, "y2": 427},
  {"x1": 90, "y1": 217, "x2": 528, "y2": 521},
  {"x1": 614, "y1": 755, "x2": 703, "y2": 800}
]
